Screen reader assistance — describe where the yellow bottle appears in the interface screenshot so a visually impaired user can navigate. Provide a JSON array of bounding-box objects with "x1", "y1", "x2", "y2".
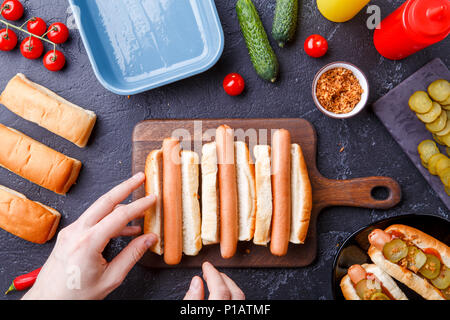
[{"x1": 317, "y1": 0, "x2": 371, "y2": 22}]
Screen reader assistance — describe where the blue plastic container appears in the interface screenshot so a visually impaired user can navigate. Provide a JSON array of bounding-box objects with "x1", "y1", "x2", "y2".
[{"x1": 69, "y1": 0, "x2": 224, "y2": 95}]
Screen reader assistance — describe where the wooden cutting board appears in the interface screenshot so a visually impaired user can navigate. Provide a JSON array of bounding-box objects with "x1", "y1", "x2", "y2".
[
  {"x1": 131, "y1": 118, "x2": 401, "y2": 268},
  {"x1": 373, "y1": 58, "x2": 450, "y2": 210}
]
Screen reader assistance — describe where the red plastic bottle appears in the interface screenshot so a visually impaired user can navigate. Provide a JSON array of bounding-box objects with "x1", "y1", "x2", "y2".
[{"x1": 374, "y1": 0, "x2": 450, "y2": 60}]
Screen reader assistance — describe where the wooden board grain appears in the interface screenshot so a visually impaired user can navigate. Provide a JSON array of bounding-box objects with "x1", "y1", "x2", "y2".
[
  {"x1": 132, "y1": 118, "x2": 401, "y2": 268},
  {"x1": 373, "y1": 58, "x2": 450, "y2": 210}
]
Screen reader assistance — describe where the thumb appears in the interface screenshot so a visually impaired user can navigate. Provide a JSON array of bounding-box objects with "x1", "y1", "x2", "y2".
[
  {"x1": 183, "y1": 276, "x2": 204, "y2": 300},
  {"x1": 105, "y1": 233, "x2": 157, "y2": 286}
]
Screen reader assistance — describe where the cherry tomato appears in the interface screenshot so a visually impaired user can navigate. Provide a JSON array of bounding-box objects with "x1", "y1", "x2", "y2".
[
  {"x1": 46, "y1": 22, "x2": 69, "y2": 44},
  {"x1": 0, "y1": 28, "x2": 17, "y2": 51},
  {"x1": 43, "y1": 50, "x2": 65, "y2": 71},
  {"x1": 304, "y1": 34, "x2": 328, "y2": 58},
  {"x1": 223, "y1": 73, "x2": 245, "y2": 96},
  {"x1": 27, "y1": 17, "x2": 47, "y2": 37},
  {"x1": 20, "y1": 37, "x2": 44, "y2": 59},
  {"x1": 1, "y1": 0, "x2": 23, "y2": 21}
]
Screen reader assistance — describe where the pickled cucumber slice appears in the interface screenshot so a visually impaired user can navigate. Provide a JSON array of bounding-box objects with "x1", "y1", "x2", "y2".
[
  {"x1": 426, "y1": 109, "x2": 447, "y2": 132},
  {"x1": 409, "y1": 91, "x2": 433, "y2": 114},
  {"x1": 438, "y1": 167, "x2": 450, "y2": 187},
  {"x1": 428, "y1": 153, "x2": 447, "y2": 175},
  {"x1": 436, "y1": 157, "x2": 450, "y2": 175},
  {"x1": 383, "y1": 238, "x2": 408, "y2": 263},
  {"x1": 442, "y1": 94, "x2": 450, "y2": 107},
  {"x1": 355, "y1": 279, "x2": 381, "y2": 300},
  {"x1": 406, "y1": 246, "x2": 427, "y2": 272},
  {"x1": 421, "y1": 159, "x2": 428, "y2": 169},
  {"x1": 419, "y1": 254, "x2": 441, "y2": 280},
  {"x1": 440, "y1": 132, "x2": 450, "y2": 147},
  {"x1": 431, "y1": 266, "x2": 450, "y2": 290},
  {"x1": 443, "y1": 104, "x2": 450, "y2": 111},
  {"x1": 428, "y1": 79, "x2": 450, "y2": 102},
  {"x1": 434, "y1": 112, "x2": 450, "y2": 136},
  {"x1": 434, "y1": 134, "x2": 446, "y2": 146},
  {"x1": 370, "y1": 292, "x2": 390, "y2": 300},
  {"x1": 418, "y1": 140, "x2": 439, "y2": 164},
  {"x1": 416, "y1": 102, "x2": 442, "y2": 123}
]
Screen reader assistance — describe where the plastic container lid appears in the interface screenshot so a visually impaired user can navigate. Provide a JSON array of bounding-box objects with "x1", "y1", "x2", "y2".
[
  {"x1": 69, "y1": 0, "x2": 224, "y2": 95},
  {"x1": 408, "y1": 0, "x2": 450, "y2": 38}
]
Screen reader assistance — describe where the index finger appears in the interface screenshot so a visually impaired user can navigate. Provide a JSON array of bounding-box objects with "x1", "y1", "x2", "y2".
[
  {"x1": 202, "y1": 262, "x2": 231, "y2": 300},
  {"x1": 81, "y1": 172, "x2": 146, "y2": 227}
]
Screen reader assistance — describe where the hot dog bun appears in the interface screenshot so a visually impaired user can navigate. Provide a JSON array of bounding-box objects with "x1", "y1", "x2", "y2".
[
  {"x1": 270, "y1": 129, "x2": 291, "y2": 256},
  {"x1": 144, "y1": 150, "x2": 163, "y2": 255},
  {"x1": 0, "y1": 73, "x2": 96, "y2": 148},
  {"x1": 289, "y1": 144, "x2": 312, "y2": 244},
  {"x1": 234, "y1": 141, "x2": 256, "y2": 241},
  {"x1": 253, "y1": 145, "x2": 273, "y2": 246},
  {"x1": 0, "y1": 124, "x2": 81, "y2": 195},
  {"x1": 216, "y1": 125, "x2": 238, "y2": 259},
  {"x1": 340, "y1": 264, "x2": 408, "y2": 300},
  {"x1": 0, "y1": 185, "x2": 60, "y2": 244},
  {"x1": 181, "y1": 150, "x2": 202, "y2": 256},
  {"x1": 368, "y1": 224, "x2": 449, "y2": 300},
  {"x1": 201, "y1": 142, "x2": 219, "y2": 245},
  {"x1": 162, "y1": 138, "x2": 183, "y2": 265}
]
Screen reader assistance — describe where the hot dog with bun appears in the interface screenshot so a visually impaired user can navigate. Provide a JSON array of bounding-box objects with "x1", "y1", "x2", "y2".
[
  {"x1": 368, "y1": 224, "x2": 450, "y2": 300},
  {"x1": 340, "y1": 264, "x2": 408, "y2": 300}
]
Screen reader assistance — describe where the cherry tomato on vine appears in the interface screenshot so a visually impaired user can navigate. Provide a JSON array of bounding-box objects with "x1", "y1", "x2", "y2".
[
  {"x1": 27, "y1": 17, "x2": 47, "y2": 37},
  {"x1": 20, "y1": 37, "x2": 44, "y2": 59},
  {"x1": 43, "y1": 50, "x2": 65, "y2": 71},
  {"x1": 0, "y1": 0, "x2": 23, "y2": 21},
  {"x1": 304, "y1": 34, "x2": 328, "y2": 58},
  {"x1": 46, "y1": 22, "x2": 69, "y2": 44},
  {"x1": 223, "y1": 73, "x2": 245, "y2": 96},
  {"x1": 0, "y1": 28, "x2": 17, "y2": 51}
]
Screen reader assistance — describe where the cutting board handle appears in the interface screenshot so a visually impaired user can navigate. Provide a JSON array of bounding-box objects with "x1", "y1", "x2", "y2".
[{"x1": 314, "y1": 176, "x2": 402, "y2": 210}]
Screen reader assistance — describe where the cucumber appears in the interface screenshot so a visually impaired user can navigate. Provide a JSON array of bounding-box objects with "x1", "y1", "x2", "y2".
[
  {"x1": 272, "y1": 0, "x2": 298, "y2": 47},
  {"x1": 236, "y1": 0, "x2": 279, "y2": 82}
]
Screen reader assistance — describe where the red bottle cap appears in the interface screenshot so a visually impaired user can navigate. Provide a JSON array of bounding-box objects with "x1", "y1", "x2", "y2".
[{"x1": 407, "y1": 0, "x2": 450, "y2": 39}]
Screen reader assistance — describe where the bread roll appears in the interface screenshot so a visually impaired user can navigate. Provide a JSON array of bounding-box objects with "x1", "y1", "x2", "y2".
[
  {"x1": 234, "y1": 141, "x2": 256, "y2": 241},
  {"x1": 0, "y1": 73, "x2": 97, "y2": 148},
  {"x1": 0, "y1": 124, "x2": 81, "y2": 195},
  {"x1": 290, "y1": 144, "x2": 312, "y2": 244},
  {"x1": 144, "y1": 150, "x2": 163, "y2": 255},
  {"x1": 0, "y1": 185, "x2": 60, "y2": 244},
  {"x1": 181, "y1": 151, "x2": 202, "y2": 256},
  {"x1": 253, "y1": 145, "x2": 272, "y2": 246},
  {"x1": 201, "y1": 142, "x2": 219, "y2": 245},
  {"x1": 162, "y1": 138, "x2": 183, "y2": 265}
]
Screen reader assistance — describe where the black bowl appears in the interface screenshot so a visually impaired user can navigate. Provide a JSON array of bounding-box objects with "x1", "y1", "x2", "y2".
[{"x1": 331, "y1": 214, "x2": 450, "y2": 300}]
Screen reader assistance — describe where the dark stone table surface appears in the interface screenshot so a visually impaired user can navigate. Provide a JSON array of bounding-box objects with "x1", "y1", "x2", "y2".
[{"x1": 0, "y1": 0, "x2": 448, "y2": 300}]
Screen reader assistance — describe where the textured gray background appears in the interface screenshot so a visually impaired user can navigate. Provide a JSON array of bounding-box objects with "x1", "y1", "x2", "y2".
[{"x1": 0, "y1": 0, "x2": 448, "y2": 300}]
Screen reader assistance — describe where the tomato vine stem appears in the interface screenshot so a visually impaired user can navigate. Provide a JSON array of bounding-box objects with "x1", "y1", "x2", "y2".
[{"x1": 0, "y1": 17, "x2": 55, "y2": 46}]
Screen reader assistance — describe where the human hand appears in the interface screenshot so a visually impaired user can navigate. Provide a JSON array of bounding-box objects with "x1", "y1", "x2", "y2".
[
  {"x1": 22, "y1": 172, "x2": 157, "y2": 300},
  {"x1": 184, "y1": 262, "x2": 245, "y2": 300}
]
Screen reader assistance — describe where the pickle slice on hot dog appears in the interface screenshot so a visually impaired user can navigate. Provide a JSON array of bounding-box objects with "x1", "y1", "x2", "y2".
[{"x1": 368, "y1": 224, "x2": 450, "y2": 300}]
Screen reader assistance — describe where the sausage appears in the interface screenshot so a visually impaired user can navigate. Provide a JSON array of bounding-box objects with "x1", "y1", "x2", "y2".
[
  {"x1": 368, "y1": 229, "x2": 392, "y2": 251},
  {"x1": 162, "y1": 138, "x2": 183, "y2": 265},
  {"x1": 216, "y1": 125, "x2": 238, "y2": 259},
  {"x1": 347, "y1": 265, "x2": 367, "y2": 285},
  {"x1": 270, "y1": 129, "x2": 291, "y2": 256}
]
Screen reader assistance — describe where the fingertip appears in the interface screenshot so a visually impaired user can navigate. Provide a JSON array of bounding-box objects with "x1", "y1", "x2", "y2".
[
  {"x1": 133, "y1": 172, "x2": 145, "y2": 181},
  {"x1": 144, "y1": 233, "x2": 158, "y2": 248}
]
